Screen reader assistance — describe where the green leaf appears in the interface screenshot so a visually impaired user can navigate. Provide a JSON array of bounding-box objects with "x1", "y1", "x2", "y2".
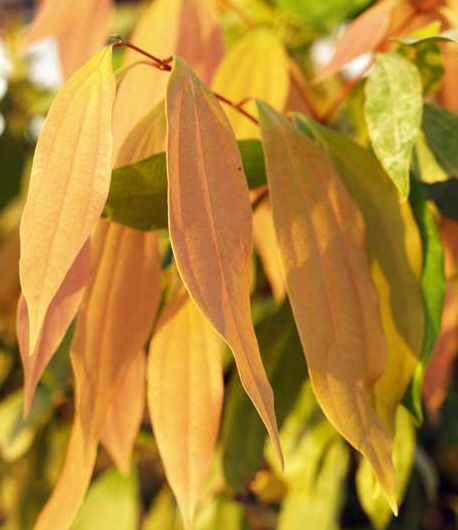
[
  {"x1": 357, "y1": 406, "x2": 416, "y2": 530},
  {"x1": 104, "y1": 140, "x2": 266, "y2": 231},
  {"x1": 397, "y1": 27, "x2": 458, "y2": 45},
  {"x1": 414, "y1": 131, "x2": 448, "y2": 184},
  {"x1": 0, "y1": 386, "x2": 53, "y2": 462},
  {"x1": 365, "y1": 52, "x2": 423, "y2": 199},
  {"x1": 423, "y1": 103, "x2": 458, "y2": 178},
  {"x1": 222, "y1": 301, "x2": 306, "y2": 493},
  {"x1": 403, "y1": 180, "x2": 446, "y2": 424},
  {"x1": 71, "y1": 468, "x2": 139, "y2": 530}
]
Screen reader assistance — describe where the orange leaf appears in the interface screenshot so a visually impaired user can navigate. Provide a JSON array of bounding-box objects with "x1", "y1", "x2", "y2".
[
  {"x1": 33, "y1": 417, "x2": 97, "y2": 530},
  {"x1": 71, "y1": 221, "x2": 160, "y2": 445},
  {"x1": 22, "y1": 0, "x2": 112, "y2": 79},
  {"x1": 112, "y1": 0, "x2": 223, "y2": 155},
  {"x1": 148, "y1": 289, "x2": 223, "y2": 529},
  {"x1": 253, "y1": 200, "x2": 285, "y2": 303},
  {"x1": 17, "y1": 241, "x2": 90, "y2": 416},
  {"x1": 256, "y1": 101, "x2": 396, "y2": 513},
  {"x1": 101, "y1": 352, "x2": 146, "y2": 475},
  {"x1": 19, "y1": 47, "x2": 115, "y2": 354},
  {"x1": 166, "y1": 57, "x2": 281, "y2": 463},
  {"x1": 316, "y1": 0, "x2": 398, "y2": 81}
]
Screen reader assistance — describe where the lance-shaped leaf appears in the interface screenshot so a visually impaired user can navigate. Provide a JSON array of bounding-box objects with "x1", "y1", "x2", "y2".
[
  {"x1": 211, "y1": 29, "x2": 289, "y2": 139},
  {"x1": 257, "y1": 101, "x2": 396, "y2": 512},
  {"x1": 101, "y1": 352, "x2": 146, "y2": 476},
  {"x1": 33, "y1": 417, "x2": 97, "y2": 530},
  {"x1": 71, "y1": 221, "x2": 160, "y2": 445},
  {"x1": 294, "y1": 117, "x2": 424, "y2": 432},
  {"x1": 357, "y1": 406, "x2": 416, "y2": 529},
  {"x1": 316, "y1": 0, "x2": 398, "y2": 81},
  {"x1": 19, "y1": 47, "x2": 116, "y2": 355},
  {"x1": 166, "y1": 58, "x2": 281, "y2": 461},
  {"x1": 148, "y1": 289, "x2": 224, "y2": 529},
  {"x1": 364, "y1": 52, "x2": 423, "y2": 200},
  {"x1": 17, "y1": 242, "x2": 90, "y2": 416},
  {"x1": 253, "y1": 200, "x2": 286, "y2": 303},
  {"x1": 112, "y1": 0, "x2": 223, "y2": 155},
  {"x1": 404, "y1": 181, "x2": 445, "y2": 423},
  {"x1": 22, "y1": 0, "x2": 112, "y2": 79}
]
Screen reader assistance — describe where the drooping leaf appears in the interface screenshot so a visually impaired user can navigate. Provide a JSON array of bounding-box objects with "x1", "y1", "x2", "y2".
[
  {"x1": 404, "y1": 181, "x2": 446, "y2": 423},
  {"x1": 414, "y1": 131, "x2": 448, "y2": 183},
  {"x1": 101, "y1": 352, "x2": 146, "y2": 476},
  {"x1": 364, "y1": 52, "x2": 423, "y2": 199},
  {"x1": 166, "y1": 58, "x2": 281, "y2": 460},
  {"x1": 257, "y1": 101, "x2": 396, "y2": 512},
  {"x1": 423, "y1": 280, "x2": 458, "y2": 418},
  {"x1": 252, "y1": 200, "x2": 286, "y2": 303},
  {"x1": 295, "y1": 117, "x2": 424, "y2": 432},
  {"x1": 17, "y1": 242, "x2": 90, "y2": 416},
  {"x1": 0, "y1": 386, "x2": 53, "y2": 462},
  {"x1": 223, "y1": 302, "x2": 305, "y2": 493},
  {"x1": 71, "y1": 468, "x2": 139, "y2": 530},
  {"x1": 211, "y1": 29, "x2": 289, "y2": 139},
  {"x1": 22, "y1": 0, "x2": 112, "y2": 78},
  {"x1": 112, "y1": 0, "x2": 223, "y2": 154},
  {"x1": 148, "y1": 289, "x2": 224, "y2": 529},
  {"x1": 315, "y1": 0, "x2": 398, "y2": 81},
  {"x1": 104, "y1": 140, "x2": 266, "y2": 231},
  {"x1": 19, "y1": 47, "x2": 116, "y2": 354},
  {"x1": 71, "y1": 221, "x2": 160, "y2": 446},
  {"x1": 422, "y1": 103, "x2": 458, "y2": 178},
  {"x1": 357, "y1": 406, "x2": 416, "y2": 530},
  {"x1": 33, "y1": 418, "x2": 98, "y2": 530}
]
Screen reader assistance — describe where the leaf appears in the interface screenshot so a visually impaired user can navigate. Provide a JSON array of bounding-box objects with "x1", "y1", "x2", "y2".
[
  {"x1": 100, "y1": 352, "x2": 146, "y2": 475},
  {"x1": 404, "y1": 181, "x2": 446, "y2": 423},
  {"x1": 295, "y1": 117, "x2": 424, "y2": 432},
  {"x1": 104, "y1": 140, "x2": 266, "y2": 231},
  {"x1": 147, "y1": 289, "x2": 224, "y2": 529},
  {"x1": 315, "y1": 0, "x2": 398, "y2": 81},
  {"x1": 17, "y1": 241, "x2": 90, "y2": 416},
  {"x1": 423, "y1": 279, "x2": 458, "y2": 418},
  {"x1": 422, "y1": 103, "x2": 458, "y2": 178},
  {"x1": 166, "y1": 58, "x2": 281, "y2": 460},
  {"x1": 257, "y1": 101, "x2": 397, "y2": 512},
  {"x1": 357, "y1": 406, "x2": 416, "y2": 530},
  {"x1": 22, "y1": 0, "x2": 112, "y2": 79},
  {"x1": 71, "y1": 468, "x2": 139, "y2": 530},
  {"x1": 0, "y1": 387, "x2": 53, "y2": 462},
  {"x1": 211, "y1": 29, "x2": 289, "y2": 139},
  {"x1": 71, "y1": 221, "x2": 160, "y2": 446},
  {"x1": 112, "y1": 0, "x2": 223, "y2": 155},
  {"x1": 364, "y1": 52, "x2": 423, "y2": 200},
  {"x1": 397, "y1": 27, "x2": 458, "y2": 45},
  {"x1": 223, "y1": 302, "x2": 306, "y2": 492},
  {"x1": 414, "y1": 131, "x2": 448, "y2": 183},
  {"x1": 33, "y1": 417, "x2": 98, "y2": 530},
  {"x1": 252, "y1": 200, "x2": 286, "y2": 302},
  {"x1": 19, "y1": 47, "x2": 116, "y2": 354}
]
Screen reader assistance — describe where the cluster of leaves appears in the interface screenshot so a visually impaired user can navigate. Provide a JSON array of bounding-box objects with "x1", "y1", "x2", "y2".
[{"x1": 0, "y1": 1, "x2": 457, "y2": 530}]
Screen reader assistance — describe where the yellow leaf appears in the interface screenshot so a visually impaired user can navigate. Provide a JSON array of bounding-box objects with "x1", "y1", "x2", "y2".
[
  {"x1": 33, "y1": 417, "x2": 97, "y2": 530},
  {"x1": 112, "y1": 0, "x2": 223, "y2": 155},
  {"x1": 257, "y1": 101, "x2": 396, "y2": 513},
  {"x1": 357, "y1": 406, "x2": 416, "y2": 529},
  {"x1": 211, "y1": 29, "x2": 289, "y2": 139},
  {"x1": 252, "y1": 200, "x2": 285, "y2": 303},
  {"x1": 19, "y1": 47, "x2": 116, "y2": 355},
  {"x1": 316, "y1": 0, "x2": 398, "y2": 81},
  {"x1": 148, "y1": 289, "x2": 224, "y2": 529},
  {"x1": 71, "y1": 221, "x2": 160, "y2": 445},
  {"x1": 101, "y1": 352, "x2": 146, "y2": 476},
  {"x1": 22, "y1": 0, "x2": 112, "y2": 79},
  {"x1": 17, "y1": 242, "x2": 90, "y2": 416},
  {"x1": 166, "y1": 57, "x2": 281, "y2": 462}
]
